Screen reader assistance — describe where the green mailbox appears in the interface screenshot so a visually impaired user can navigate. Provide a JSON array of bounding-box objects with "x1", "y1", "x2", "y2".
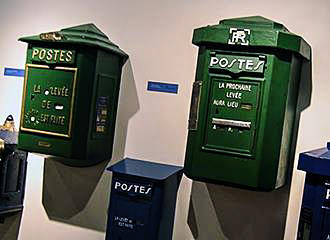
[
  {"x1": 18, "y1": 24, "x2": 128, "y2": 166},
  {"x1": 184, "y1": 16, "x2": 312, "y2": 190}
]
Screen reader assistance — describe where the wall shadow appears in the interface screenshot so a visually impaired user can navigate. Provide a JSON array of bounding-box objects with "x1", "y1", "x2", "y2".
[
  {"x1": 42, "y1": 60, "x2": 140, "y2": 232},
  {"x1": 188, "y1": 181, "x2": 291, "y2": 240}
]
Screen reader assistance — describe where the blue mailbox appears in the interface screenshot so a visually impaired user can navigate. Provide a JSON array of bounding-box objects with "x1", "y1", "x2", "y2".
[
  {"x1": 106, "y1": 158, "x2": 183, "y2": 240},
  {"x1": 297, "y1": 143, "x2": 330, "y2": 240},
  {"x1": 0, "y1": 116, "x2": 28, "y2": 215}
]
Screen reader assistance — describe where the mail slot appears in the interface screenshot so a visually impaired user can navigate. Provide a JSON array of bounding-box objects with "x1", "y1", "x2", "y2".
[
  {"x1": 297, "y1": 143, "x2": 330, "y2": 240},
  {"x1": 106, "y1": 158, "x2": 183, "y2": 240},
  {"x1": 184, "y1": 16, "x2": 312, "y2": 190},
  {"x1": 18, "y1": 24, "x2": 128, "y2": 166},
  {"x1": 0, "y1": 116, "x2": 28, "y2": 215}
]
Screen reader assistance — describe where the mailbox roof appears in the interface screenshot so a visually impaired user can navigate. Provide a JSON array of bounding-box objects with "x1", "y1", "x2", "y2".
[
  {"x1": 19, "y1": 23, "x2": 128, "y2": 61},
  {"x1": 193, "y1": 16, "x2": 311, "y2": 60},
  {"x1": 298, "y1": 143, "x2": 330, "y2": 176},
  {"x1": 108, "y1": 158, "x2": 183, "y2": 181}
]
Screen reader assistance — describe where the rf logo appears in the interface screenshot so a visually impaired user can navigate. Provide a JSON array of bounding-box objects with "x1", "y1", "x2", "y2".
[{"x1": 228, "y1": 28, "x2": 251, "y2": 46}]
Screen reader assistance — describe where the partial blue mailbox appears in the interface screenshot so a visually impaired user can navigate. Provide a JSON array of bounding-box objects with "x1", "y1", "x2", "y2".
[
  {"x1": 297, "y1": 143, "x2": 330, "y2": 240},
  {"x1": 106, "y1": 158, "x2": 183, "y2": 240}
]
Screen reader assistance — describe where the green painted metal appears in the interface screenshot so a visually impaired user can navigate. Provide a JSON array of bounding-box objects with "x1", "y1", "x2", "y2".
[
  {"x1": 22, "y1": 66, "x2": 75, "y2": 136},
  {"x1": 19, "y1": 24, "x2": 127, "y2": 59},
  {"x1": 184, "y1": 16, "x2": 312, "y2": 190},
  {"x1": 18, "y1": 23, "x2": 128, "y2": 166}
]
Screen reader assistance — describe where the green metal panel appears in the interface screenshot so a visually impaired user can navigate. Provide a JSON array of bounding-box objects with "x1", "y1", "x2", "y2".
[
  {"x1": 21, "y1": 65, "x2": 77, "y2": 138},
  {"x1": 18, "y1": 24, "x2": 128, "y2": 166},
  {"x1": 184, "y1": 16, "x2": 312, "y2": 190}
]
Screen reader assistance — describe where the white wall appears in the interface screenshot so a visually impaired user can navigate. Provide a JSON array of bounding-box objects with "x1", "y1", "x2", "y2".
[{"x1": 0, "y1": 0, "x2": 330, "y2": 239}]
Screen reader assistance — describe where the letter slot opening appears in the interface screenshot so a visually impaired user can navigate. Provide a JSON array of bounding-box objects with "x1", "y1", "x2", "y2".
[{"x1": 212, "y1": 118, "x2": 251, "y2": 130}]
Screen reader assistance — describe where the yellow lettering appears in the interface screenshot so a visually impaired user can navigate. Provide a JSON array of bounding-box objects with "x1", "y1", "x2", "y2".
[
  {"x1": 66, "y1": 51, "x2": 73, "y2": 62},
  {"x1": 61, "y1": 86, "x2": 65, "y2": 96},
  {"x1": 33, "y1": 84, "x2": 41, "y2": 93},
  {"x1": 41, "y1": 100, "x2": 51, "y2": 109},
  {"x1": 40, "y1": 113, "x2": 65, "y2": 126},
  {"x1": 32, "y1": 49, "x2": 39, "y2": 58},
  {"x1": 46, "y1": 49, "x2": 53, "y2": 61},
  {"x1": 59, "y1": 51, "x2": 65, "y2": 62},
  {"x1": 39, "y1": 49, "x2": 46, "y2": 60},
  {"x1": 60, "y1": 116, "x2": 65, "y2": 125},
  {"x1": 40, "y1": 114, "x2": 50, "y2": 123},
  {"x1": 47, "y1": 86, "x2": 69, "y2": 97},
  {"x1": 53, "y1": 50, "x2": 60, "y2": 61},
  {"x1": 50, "y1": 115, "x2": 56, "y2": 124},
  {"x1": 32, "y1": 48, "x2": 74, "y2": 63}
]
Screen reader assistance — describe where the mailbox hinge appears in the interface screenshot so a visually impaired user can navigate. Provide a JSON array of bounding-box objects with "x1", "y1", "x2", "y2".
[{"x1": 188, "y1": 81, "x2": 202, "y2": 130}]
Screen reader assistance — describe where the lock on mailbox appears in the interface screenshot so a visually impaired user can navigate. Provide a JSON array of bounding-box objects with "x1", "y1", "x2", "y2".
[
  {"x1": 0, "y1": 116, "x2": 28, "y2": 215},
  {"x1": 18, "y1": 24, "x2": 128, "y2": 166},
  {"x1": 184, "y1": 16, "x2": 312, "y2": 190},
  {"x1": 106, "y1": 158, "x2": 183, "y2": 240},
  {"x1": 297, "y1": 143, "x2": 330, "y2": 240}
]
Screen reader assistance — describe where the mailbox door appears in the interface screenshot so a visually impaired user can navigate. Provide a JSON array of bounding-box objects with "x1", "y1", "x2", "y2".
[
  {"x1": 107, "y1": 177, "x2": 161, "y2": 240},
  {"x1": 204, "y1": 52, "x2": 266, "y2": 156},
  {"x1": 18, "y1": 45, "x2": 80, "y2": 157},
  {"x1": 86, "y1": 51, "x2": 123, "y2": 162},
  {"x1": 185, "y1": 50, "x2": 267, "y2": 187},
  {"x1": 185, "y1": 47, "x2": 295, "y2": 189},
  {"x1": 204, "y1": 75, "x2": 262, "y2": 156},
  {"x1": 21, "y1": 64, "x2": 77, "y2": 139},
  {"x1": 108, "y1": 197, "x2": 152, "y2": 239}
]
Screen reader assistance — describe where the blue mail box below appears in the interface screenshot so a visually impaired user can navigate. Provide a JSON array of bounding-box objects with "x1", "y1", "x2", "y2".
[
  {"x1": 297, "y1": 143, "x2": 330, "y2": 240},
  {"x1": 106, "y1": 158, "x2": 183, "y2": 240}
]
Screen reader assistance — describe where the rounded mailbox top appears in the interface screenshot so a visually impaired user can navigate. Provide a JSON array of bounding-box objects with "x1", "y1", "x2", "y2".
[
  {"x1": 219, "y1": 16, "x2": 289, "y2": 31},
  {"x1": 193, "y1": 16, "x2": 311, "y2": 60},
  {"x1": 19, "y1": 23, "x2": 128, "y2": 62}
]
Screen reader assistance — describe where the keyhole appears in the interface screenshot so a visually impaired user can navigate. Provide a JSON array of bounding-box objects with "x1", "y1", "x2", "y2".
[{"x1": 54, "y1": 103, "x2": 64, "y2": 111}]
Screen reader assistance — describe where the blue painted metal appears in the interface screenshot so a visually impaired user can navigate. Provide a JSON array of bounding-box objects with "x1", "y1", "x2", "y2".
[
  {"x1": 4, "y1": 68, "x2": 25, "y2": 77},
  {"x1": 297, "y1": 143, "x2": 330, "y2": 240},
  {"x1": 106, "y1": 158, "x2": 183, "y2": 240},
  {"x1": 147, "y1": 81, "x2": 179, "y2": 94}
]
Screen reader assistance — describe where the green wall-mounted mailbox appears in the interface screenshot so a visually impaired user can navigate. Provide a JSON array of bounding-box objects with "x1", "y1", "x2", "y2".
[
  {"x1": 184, "y1": 16, "x2": 312, "y2": 190},
  {"x1": 18, "y1": 24, "x2": 128, "y2": 166}
]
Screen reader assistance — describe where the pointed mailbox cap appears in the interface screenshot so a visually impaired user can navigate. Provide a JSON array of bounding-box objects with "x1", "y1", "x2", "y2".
[
  {"x1": 193, "y1": 16, "x2": 311, "y2": 60},
  {"x1": 298, "y1": 143, "x2": 330, "y2": 176},
  {"x1": 19, "y1": 23, "x2": 128, "y2": 63},
  {"x1": 108, "y1": 158, "x2": 183, "y2": 181}
]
